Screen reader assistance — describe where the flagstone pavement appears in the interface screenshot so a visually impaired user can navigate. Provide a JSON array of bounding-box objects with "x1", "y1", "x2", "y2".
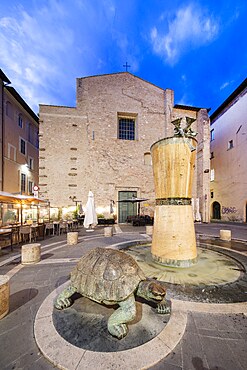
[{"x1": 0, "y1": 222, "x2": 247, "y2": 369}]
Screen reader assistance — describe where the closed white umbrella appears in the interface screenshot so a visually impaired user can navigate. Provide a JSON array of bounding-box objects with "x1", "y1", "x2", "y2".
[{"x1": 83, "y1": 191, "x2": 98, "y2": 230}]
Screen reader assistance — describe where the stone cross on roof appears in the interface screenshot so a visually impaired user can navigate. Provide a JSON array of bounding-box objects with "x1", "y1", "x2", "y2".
[{"x1": 123, "y1": 62, "x2": 131, "y2": 72}]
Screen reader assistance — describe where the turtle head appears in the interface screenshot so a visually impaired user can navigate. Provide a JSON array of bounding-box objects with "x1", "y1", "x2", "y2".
[{"x1": 136, "y1": 279, "x2": 167, "y2": 302}]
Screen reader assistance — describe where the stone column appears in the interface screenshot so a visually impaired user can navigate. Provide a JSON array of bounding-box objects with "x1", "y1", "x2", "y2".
[
  {"x1": 0, "y1": 275, "x2": 10, "y2": 319},
  {"x1": 151, "y1": 136, "x2": 197, "y2": 267},
  {"x1": 195, "y1": 198, "x2": 202, "y2": 222},
  {"x1": 220, "y1": 230, "x2": 231, "y2": 241},
  {"x1": 104, "y1": 227, "x2": 113, "y2": 237},
  {"x1": 196, "y1": 109, "x2": 210, "y2": 223},
  {"x1": 21, "y1": 243, "x2": 41, "y2": 264},
  {"x1": 67, "y1": 232, "x2": 79, "y2": 245},
  {"x1": 146, "y1": 225, "x2": 153, "y2": 235},
  {"x1": 191, "y1": 198, "x2": 195, "y2": 221}
]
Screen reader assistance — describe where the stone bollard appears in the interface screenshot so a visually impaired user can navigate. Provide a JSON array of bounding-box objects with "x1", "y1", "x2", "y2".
[
  {"x1": 146, "y1": 225, "x2": 153, "y2": 235},
  {"x1": 0, "y1": 275, "x2": 9, "y2": 319},
  {"x1": 67, "y1": 232, "x2": 79, "y2": 245},
  {"x1": 104, "y1": 226, "x2": 113, "y2": 237},
  {"x1": 21, "y1": 243, "x2": 41, "y2": 265},
  {"x1": 220, "y1": 230, "x2": 231, "y2": 241}
]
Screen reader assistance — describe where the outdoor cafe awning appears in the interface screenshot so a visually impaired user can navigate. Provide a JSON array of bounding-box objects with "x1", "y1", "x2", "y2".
[{"x1": 0, "y1": 191, "x2": 48, "y2": 205}]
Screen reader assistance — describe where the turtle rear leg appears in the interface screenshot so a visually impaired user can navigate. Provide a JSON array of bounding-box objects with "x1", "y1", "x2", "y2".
[
  {"x1": 54, "y1": 285, "x2": 77, "y2": 310},
  {"x1": 107, "y1": 294, "x2": 136, "y2": 339}
]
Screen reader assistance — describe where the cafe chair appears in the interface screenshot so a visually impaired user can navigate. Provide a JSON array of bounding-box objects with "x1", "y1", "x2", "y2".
[
  {"x1": 59, "y1": 221, "x2": 67, "y2": 235},
  {"x1": 19, "y1": 226, "x2": 36, "y2": 243},
  {"x1": 45, "y1": 223, "x2": 54, "y2": 236},
  {"x1": 11, "y1": 226, "x2": 20, "y2": 245}
]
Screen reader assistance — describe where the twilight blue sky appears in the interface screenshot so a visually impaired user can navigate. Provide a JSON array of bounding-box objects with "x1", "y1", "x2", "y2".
[{"x1": 0, "y1": 0, "x2": 246, "y2": 115}]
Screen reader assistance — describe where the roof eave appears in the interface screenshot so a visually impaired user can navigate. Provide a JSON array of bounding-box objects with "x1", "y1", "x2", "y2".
[
  {"x1": 5, "y1": 86, "x2": 38, "y2": 123},
  {"x1": 210, "y1": 78, "x2": 247, "y2": 122},
  {"x1": 174, "y1": 104, "x2": 211, "y2": 113},
  {"x1": 0, "y1": 69, "x2": 11, "y2": 84}
]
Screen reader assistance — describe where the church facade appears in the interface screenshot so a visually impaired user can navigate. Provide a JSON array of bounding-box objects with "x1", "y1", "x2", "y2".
[{"x1": 39, "y1": 72, "x2": 210, "y2": 222}]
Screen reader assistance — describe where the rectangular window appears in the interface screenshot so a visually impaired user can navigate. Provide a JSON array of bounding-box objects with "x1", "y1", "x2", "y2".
[
  {"x1": 228, "y1": 140, "x2": 233, "y2": 150},
  {"x1": 210, "y1": 151, "x2": 214, "y2": 159},
  {"x1": 18, "y1": 114, "x2": 23, "y2": 128},
  {"x1": 21, "y1": 173, "x2": 26, "y2": 193},
  {"x1": 20, "y1": 138, "x2": 26, "y2": 155},
  {"x1": 28, "y1": 181, "x2": 34, "y2": 195},
  {"x1": 28, "y1": 156, "x2": 34, "y2": 170},
  {"x1": 8, "y1": 144, "x2": 16, "y2": 161},
  {"x1": 6, "y1": 101, "x2": 13, "y2": 118},
  {"x1": 210, "y1": 129, "x2": 215, "y2": 141},
  {"x1": 118, "y1": 118, "x2": 135, "y2": 140}
]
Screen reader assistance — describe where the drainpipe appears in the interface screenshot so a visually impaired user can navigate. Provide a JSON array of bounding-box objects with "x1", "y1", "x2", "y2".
[{"x1": 1, "y1": 79, "x2": 11, "y2": 191}]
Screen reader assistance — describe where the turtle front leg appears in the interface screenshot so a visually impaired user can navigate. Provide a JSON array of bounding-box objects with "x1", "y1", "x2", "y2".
[
  {"x1": 157, "y1": 298, "x2": 171, "y2": 314},
  {"x1": 54, "y1": 285, "x2": 77, "y2": 310},
  {"x1": 107, "y1": 294, "x2": 136, "y2": 339}
]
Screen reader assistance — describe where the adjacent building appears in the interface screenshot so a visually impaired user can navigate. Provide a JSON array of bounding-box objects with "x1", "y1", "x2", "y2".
[
  {"x1": 210, "y1": 78, "x2": 247, "y2": 222},
  {"x1": 0, "y1": 70, "x2": 39, "y2": 196},
  {"x1": 39, "y1": 72, "x2": 210, "y2": 222}
]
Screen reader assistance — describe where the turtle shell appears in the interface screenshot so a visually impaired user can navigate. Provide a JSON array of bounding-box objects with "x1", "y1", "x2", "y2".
[{"x1": 70, "y1": 247, "x2": 146, "y2": 303}]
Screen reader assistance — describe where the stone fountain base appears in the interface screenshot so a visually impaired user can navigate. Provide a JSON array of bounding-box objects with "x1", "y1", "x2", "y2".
[{"x1": 123, "y1": 241, "x2": 247, "y2": 304}]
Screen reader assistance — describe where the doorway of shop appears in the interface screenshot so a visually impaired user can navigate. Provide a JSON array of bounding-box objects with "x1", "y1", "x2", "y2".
[{"x1": 118, "y1": 191, "x2": 137, "y2": 223}]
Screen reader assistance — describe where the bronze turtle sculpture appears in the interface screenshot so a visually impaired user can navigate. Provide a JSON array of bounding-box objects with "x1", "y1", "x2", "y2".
[{"x1": 54, "y1": 247, "x2": 170, "y2": 339}]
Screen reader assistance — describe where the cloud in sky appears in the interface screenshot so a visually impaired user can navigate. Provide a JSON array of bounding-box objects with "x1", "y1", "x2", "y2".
[
  {"x1": 220, "y1": 81, "x2": 230, "y2": 90},
  {"x1": 0, "y1": 0, "x2": 141, "y2": 112},
  {"x1": 220, "y1": 79, "x2": 236, "y2": 91},
  {"x1": 0, "y1": 2, "x2": 76, "y2": 111},
  {"x1": 150, "y1": 3, "x2": 219, "y2": 64},
  {"x1": 0, "y1": 0, "x2": 245, "y2": 115}
]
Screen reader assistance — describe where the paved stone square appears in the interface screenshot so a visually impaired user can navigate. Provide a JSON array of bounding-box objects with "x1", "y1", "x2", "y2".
[{"x1": 0, "y1": 223, "x2": 246, "y2": 369}]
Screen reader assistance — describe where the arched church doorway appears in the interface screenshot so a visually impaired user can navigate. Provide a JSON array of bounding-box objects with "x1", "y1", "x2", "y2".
[{"x1": 212, "y1": 201, "x2": 221, "y2": 220}]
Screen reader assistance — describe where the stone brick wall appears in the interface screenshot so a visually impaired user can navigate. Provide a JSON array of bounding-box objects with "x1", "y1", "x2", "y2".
[{"x1": 39, "y1": 72, "x2": 210, "y2": 221}]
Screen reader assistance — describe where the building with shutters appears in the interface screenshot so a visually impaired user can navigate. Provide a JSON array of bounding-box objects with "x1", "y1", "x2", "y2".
[
  {"x1": 0, "y1": 69, "x2": 39, "y2": 196},
  {"x1": 210, "y1": 78, "x2": 247, "y2": 222}
]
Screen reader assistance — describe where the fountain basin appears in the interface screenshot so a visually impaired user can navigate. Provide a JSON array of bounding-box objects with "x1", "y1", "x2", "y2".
[{"x1": 124, "y1": 244, "x2": 242, "y2": 286}]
